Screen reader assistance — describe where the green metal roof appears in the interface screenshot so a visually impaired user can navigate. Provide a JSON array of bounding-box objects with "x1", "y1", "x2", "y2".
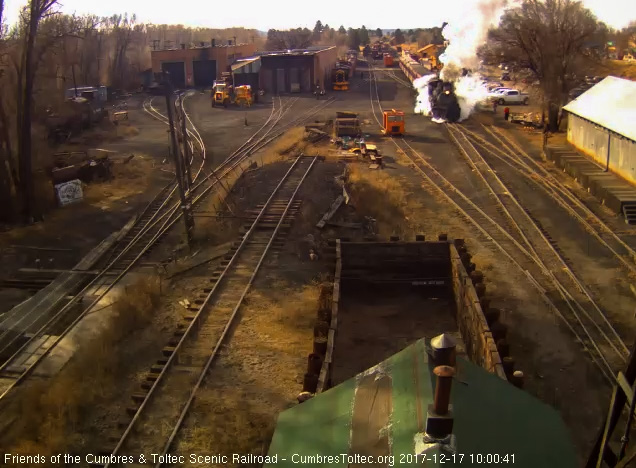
[{"x1": 265, "y1": 338, "x2": 577, "y2": 468}]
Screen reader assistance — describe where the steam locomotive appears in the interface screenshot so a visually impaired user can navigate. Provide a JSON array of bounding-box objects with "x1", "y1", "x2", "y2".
[{"x1": 427, "y1": 79, "x2": 461, "y2": 123}]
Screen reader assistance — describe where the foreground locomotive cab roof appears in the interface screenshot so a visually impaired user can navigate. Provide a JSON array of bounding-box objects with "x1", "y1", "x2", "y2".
[{"x1": 265, "y1": 338, "x2": 577, "y2": 468}]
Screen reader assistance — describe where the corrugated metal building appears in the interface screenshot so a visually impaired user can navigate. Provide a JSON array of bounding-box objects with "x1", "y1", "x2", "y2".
[
  {"x1": 150, "y1": 42, "x2": 257, "y2": 88},
  {"x1": 232, "y1": 46, "x2": 337, "y2": 94},
  {"x1": 563, "y1": 76, "x2": 636, "y2": 184}
]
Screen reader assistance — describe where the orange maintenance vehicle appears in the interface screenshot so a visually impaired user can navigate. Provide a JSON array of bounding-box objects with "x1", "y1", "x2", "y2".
[
  {"x1": 384, "y1": 53, "x2": 394, "y2": 67},
  {"x1": 382, "y1": 109, "x2": 405, "y2": 136}
]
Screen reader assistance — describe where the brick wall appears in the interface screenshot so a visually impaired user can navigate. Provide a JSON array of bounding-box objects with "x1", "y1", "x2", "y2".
[{"x1": 151, "y1": 44, "x2": 257, "y2": 82}]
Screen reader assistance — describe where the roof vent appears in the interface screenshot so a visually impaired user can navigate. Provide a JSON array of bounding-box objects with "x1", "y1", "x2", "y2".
[
  {"x1": 429, "y1": 333, "x2": 457, "y2": 367},
  {"x1": 420, "y1": 365, "x2": 457, "y2": 451}
]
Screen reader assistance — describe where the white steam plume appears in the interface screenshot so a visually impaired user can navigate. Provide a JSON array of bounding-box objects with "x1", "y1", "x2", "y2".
[
  {"x1": 413, "y1": 74, "x2": 437, "y2": 115},
  {"x1": 439, "y1": 0, "x2": 509, "y2": 79},
  {"x1": 411, "y1": 0, "x2": 507, "y2": 122},
  {"x1": 454, "y1": 75, "x2": 491, "y2": 121}
]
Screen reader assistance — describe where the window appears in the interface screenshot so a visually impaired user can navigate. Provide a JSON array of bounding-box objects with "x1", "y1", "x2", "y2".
[
  {"x1": 509, "y1": 91, "x2": 518, "y2": 95},
  {"x1": 388, "y1": 115, "x2": 403, "y2": 122}
]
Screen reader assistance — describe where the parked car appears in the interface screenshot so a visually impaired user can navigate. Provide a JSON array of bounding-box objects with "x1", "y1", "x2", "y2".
[
  {"x1": 494, "y1": 89, "x2": 529, "y2": 105},
  {"x1": 584, "y1": 75, "x2": 604, "y2": 85},
  {"x1": 568, "y1": 86, "x2": 590, "y2": 99},
  {"x1": 488, "y1": 87, "x2": 512, "y2": 96}
]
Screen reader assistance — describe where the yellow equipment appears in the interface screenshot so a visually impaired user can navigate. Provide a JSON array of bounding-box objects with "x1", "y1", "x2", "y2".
[
  {"x1": 211, "y1": 83, "x2": 252, "y2": 108},
  {"x1": 234, "y1": 85, "x2": 253, "y2": 107},
  {"x1": 349, "y1": 140, "x2": 383, "y2": 166},
  {"x1": 332, "y1": 68, "x2": 349, "y2": 91},
  {"x1": 348, "y1": 140, "x2": 379, "y2": 156},
  {"x1": 212, "y1": 83, "x2": 231, "y2": 107}
]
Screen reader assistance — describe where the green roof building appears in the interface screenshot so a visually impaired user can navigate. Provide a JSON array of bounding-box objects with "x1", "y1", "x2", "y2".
[{"x1": 265, "y1": 338, "x2": 577, "y2": 467}]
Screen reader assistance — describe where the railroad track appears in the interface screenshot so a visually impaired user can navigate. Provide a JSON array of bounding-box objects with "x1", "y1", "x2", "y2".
[
  {"x1": 94, "y1": 155, "x2": 316, "y2": 468},
  {"x1": 0, "y1": 94, "x2": 335, "y2": 401},
  {"x1": 386, "y1": 69, "x2": 412, "y2": 89},
  {"x1": 461, "y1": 123, "x2": 636, "y2": 276},
  {"x1": 446, "y1": 124, "x2": 628, "y2": 379},
  {"x1": 367, "y1": 61, "x2": 625, "y2": 383}
]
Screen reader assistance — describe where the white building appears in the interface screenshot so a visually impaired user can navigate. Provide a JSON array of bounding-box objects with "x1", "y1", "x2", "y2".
[{"x1": 563, "y1": 76, "x2": 636, "y2": 185}]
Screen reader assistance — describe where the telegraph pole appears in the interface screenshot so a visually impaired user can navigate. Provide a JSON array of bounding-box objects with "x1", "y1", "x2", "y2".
[
  {"x1": 163, "y1": 73, "x2": 195, "y2": 247},
  {"x1": 179, "y1": 97, "x2": 193, "y2": 187}
]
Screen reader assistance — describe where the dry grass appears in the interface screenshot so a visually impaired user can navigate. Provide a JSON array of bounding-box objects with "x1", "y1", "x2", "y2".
[
  {"x1": 346, "y1": 164, "x2": 417, "y2": 236},
  {"x1": 83, "y1": 155, "x2": 154, "y2": 209},
  {"x1": 0, "y1": 276, "x2": 162, "y2": 462},
  {"x1": 175, "y1": 280, "x2": 323, "y2": 466},
  {"x1": 115, "y1": 124, "x2": 140, "y2": 139},
  {"x1": 193, "y1": 166, "x2": 246, "y2": 245},
  {"x1": 267, "y1": 127, "x2": 325, "y2": 158},
  {"x1": 270, "y1": 127, "x2": 306, "y2": 156}
]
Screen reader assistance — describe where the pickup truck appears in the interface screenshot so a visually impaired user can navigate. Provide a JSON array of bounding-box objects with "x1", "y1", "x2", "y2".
[{"x1": 493, "y1": 89, "x2": 529, "y2": 105}]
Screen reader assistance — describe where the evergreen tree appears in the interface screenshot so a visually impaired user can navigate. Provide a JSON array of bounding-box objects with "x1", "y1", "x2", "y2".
[
  {"x1": 347, "y1": 28, "x2": 360, "y2": 50},
  {"x1": 359, "y1": 25, "x2": 370, "y2": 45},
  {"x1": 313, "y1": 20, "x2": 323, "y2": 41}
]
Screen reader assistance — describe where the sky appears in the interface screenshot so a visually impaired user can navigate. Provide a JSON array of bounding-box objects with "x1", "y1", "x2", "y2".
[{"x1": 2, "y1": 0, "x2": 635, "y2": 31}]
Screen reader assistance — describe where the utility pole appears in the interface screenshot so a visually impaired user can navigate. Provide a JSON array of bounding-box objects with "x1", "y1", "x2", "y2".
[
  {"x1": 163, "y1": 73, "x2": 195, "y2": 247},
  {"x1": 179, "y1": 96, "x2": 193, "y2": 187}
]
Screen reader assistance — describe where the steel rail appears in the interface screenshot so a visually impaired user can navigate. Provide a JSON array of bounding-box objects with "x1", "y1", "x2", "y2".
[
  {"x1": 447, "y1": 124, "x2": 627, "y2": 369},
  {"x1": 397, "y1": 136, "x2": 615, "y2": 383},
  {"x1": 478, "y1": 124, "x2": 636, "y2": 273},
  {"x1": 0, "y1": 96, "x2": 331, "y2": 401},
  {"x1": 0, "y1": 94, "x2": 206, "y2": 352},
  {"x1": 0, "y1": 95, "x2": 280, "y2": 398},
  {"x1": 101, "y1": 155, "x2": 315, "y2": 468},
  {"x1": 455, "y1": 125, "x2": 632, "y2": 355},
  {"x1": 0, "y1": 96, "x2": 203, "y2": 353},
  {"x1": 367, "y1": 61, "x2": 615, "y2": 382},
  {"x1": 155, "y1": 157, "x2": 317, "y2": 466}
]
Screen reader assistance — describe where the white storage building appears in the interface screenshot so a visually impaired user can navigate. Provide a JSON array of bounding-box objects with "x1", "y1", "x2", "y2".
[{"x1": 563, "y1": 76, "x2": 636, "y2": 184}]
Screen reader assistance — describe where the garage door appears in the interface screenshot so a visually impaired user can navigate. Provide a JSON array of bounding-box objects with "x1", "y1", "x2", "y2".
[
  {"x1": 301, "y1": 67, "x2": 311, "y2": 92},
  {"x1": 262, "y1": 69, "x2": 273, "y2": 93},
  {"x1": 161, "y1": 62, "x2": 186, "y2": 89},
  {"x1": 192, "y1": 60, "x2": 217, "y2": 88},
  {"x1": 289, "y1": 68, "x2": 300, "y2": 93},
  {"x1": 276, "y1": 68, "x2": 285, "y2": 93}
]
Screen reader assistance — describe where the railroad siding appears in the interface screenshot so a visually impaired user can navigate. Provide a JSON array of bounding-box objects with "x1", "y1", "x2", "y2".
[{"x1": 567, "y1": 114, "x2": 636, "y2": 185}]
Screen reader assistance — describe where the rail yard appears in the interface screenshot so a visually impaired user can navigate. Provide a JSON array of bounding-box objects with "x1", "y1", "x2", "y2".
[{"x1": 1, "y1": 10, "x2": 636, "y2": 468}]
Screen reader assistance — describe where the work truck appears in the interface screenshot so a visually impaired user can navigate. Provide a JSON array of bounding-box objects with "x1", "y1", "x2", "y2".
[{"x1": 493, "y1": 89, "x2": 529, "y2": 105}]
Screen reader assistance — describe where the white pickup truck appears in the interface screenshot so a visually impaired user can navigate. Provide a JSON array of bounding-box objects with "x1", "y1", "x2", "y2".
[{"x1": 493, "y1": 89, "x2": 529, "y2": 105}]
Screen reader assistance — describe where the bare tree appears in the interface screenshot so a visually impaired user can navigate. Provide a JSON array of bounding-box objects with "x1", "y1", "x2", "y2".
[
  {"x1": 265, "y1": 28, "x2": 312, "y2": 50},
  {"x1": 486, "y1": 0, "x2": 605, "y2": 131},
  {"x1": 13, "y1": 2, "x2": 89, "y2": 222},
  {"x1": 18, "y1": 0, "x2": 60, "y2": 222}
]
